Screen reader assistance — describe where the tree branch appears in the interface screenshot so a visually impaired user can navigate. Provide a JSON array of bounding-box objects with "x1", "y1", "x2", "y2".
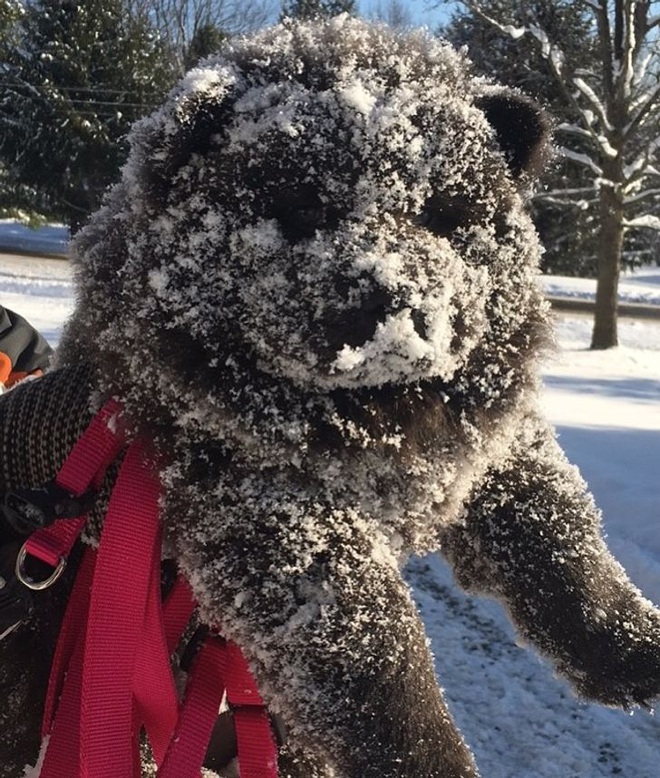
[{"x1": 625, "y1": 80, "x2": 660, "y2": 139}]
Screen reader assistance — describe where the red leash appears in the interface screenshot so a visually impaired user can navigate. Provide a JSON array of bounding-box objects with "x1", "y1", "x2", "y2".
[{"x1": 21, "y1": 400, "x2": 278, "y2": 777}]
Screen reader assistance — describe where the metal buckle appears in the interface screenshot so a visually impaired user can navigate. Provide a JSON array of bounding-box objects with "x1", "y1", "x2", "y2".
[{"x1": 15, "y1": 542, "x2": 67, "y2": 591}]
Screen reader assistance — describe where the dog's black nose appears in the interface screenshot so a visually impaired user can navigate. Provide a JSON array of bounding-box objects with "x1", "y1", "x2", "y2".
[
  {"x1": 361, "y1": 287, "x2": 391, "y2": 316},
  {"x1": 324, "y1": 287, "x2": 393, "y2": 350}
]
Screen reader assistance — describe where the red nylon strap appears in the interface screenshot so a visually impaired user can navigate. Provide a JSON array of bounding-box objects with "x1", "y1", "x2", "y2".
[
  {"x1": 132, "y1": 554, "x2": 180, "y2": 765},
  {"x1": 233, "y1": 706, "x2": 279, "y2": 778},
  {"x1": 24, "y1": 515, "x2": 86, "y2": 568},
  {"x1": 37, "y1": 401, "x2": 278, "y2": 778},
  {"x1": 24, "y1": 398, "x2": 125, "y2": 568},
  {"x1": 39, "y1": 550, "x2": 96, "y2": 778},
  {"x1": 226, "y1": 641, "x2": 279, "y2": 778},
  {"x1": 80, "y1": 438, "x2": 173, "y2": 778},
  {"x1": 41, "y1": 548, "x2": 96, "y2": 738},
  {"x1": 132, "y1": 549, "x2": 185, "y2": 766},
  {"x1": 56, "y1": 398, "x2": 125, "y2": 494},
  {"x1": 158, "y1": 636, "x2": 228, "y2": 778},
  {"x1": 162, "y1": 576, "x2": 197, "y2": 654}
]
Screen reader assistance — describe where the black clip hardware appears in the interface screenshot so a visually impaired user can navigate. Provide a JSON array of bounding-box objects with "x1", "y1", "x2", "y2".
[{"x1": 3, "y1": 481, "x2": 96, "y2": 536}]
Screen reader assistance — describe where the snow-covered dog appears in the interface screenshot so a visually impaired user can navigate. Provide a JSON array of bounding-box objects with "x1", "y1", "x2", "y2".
[{"x1": 4, "y1": 16, "x2": 660, "y2": 778}]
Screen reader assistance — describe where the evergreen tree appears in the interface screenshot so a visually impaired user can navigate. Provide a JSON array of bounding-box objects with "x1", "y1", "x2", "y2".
[
  {"x1": 183, "y1": 21, "x2": 227, "y2": 70},
  {"x1": 0, "y1": 0, "x2": 23, "y2": 215},
  {"x1": 442, "y1": 0, "x2": 601, "y2": 278},
  {"x1": 280, "y1": 0, "x2": 356, "y2": 21},
  {"x1": 0, "y1": 0, "x2": 176, "y2": 230},
  {"x1": 0, "y1": 0, "x2": 22, "y2": 46}
]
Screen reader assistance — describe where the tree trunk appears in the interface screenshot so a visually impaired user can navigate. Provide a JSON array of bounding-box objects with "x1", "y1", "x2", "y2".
[{"x1": 591, "y1": 175, "x2": 624, "y2": 349}]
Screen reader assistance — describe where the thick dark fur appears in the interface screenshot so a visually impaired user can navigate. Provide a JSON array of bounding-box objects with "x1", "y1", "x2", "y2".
[{"x1": 3, "y1": 16, "x2": 660, "y2": 778}]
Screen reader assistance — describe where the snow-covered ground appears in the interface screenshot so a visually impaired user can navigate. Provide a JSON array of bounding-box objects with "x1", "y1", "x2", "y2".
[
  {"x1": 541, "y1": 268, "x2": 660, "y2": 307},
  {"x1": 0, "y1": 245, "x2": 659, "y2": 777}
]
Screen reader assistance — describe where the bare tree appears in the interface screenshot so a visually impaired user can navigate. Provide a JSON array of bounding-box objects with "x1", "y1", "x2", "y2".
[
  {"x1": 439, "y1": 0, "x2": 660, "y2": 349},
  {"x1": 128, "y1": 0, "x2": 276, "y2": 73},
  {"x1": 368, "y1": 0, "x2": 414, "y2": 28},
  {"x1": 280, "y1": 0, "x2": 356, "y2": 19}
]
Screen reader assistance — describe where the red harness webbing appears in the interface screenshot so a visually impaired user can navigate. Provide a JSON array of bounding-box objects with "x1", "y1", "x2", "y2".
[{"x1": 23, "y1": 400, "x2": 278, "y2": 778}]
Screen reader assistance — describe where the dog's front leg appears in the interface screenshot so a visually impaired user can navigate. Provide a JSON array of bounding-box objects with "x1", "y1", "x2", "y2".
[
  {"x1": 439, "y1": 413, "x2": 660, "y2": 708},
  {"x1": 166, "y1": 470, "x2": 479, "y2": 778}
]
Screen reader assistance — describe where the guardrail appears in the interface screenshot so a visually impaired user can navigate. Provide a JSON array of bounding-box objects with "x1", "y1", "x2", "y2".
[
  {"x1": 0, "y1": 246, "x2": 68, "y2": 260},
  {"x1": 547, "y1": 296, "x2": 660, "y2": 320}
]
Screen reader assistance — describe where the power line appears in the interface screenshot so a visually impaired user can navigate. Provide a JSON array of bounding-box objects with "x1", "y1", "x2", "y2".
[{"x1": 0, "y1": 81, "x2": 164, "y2": 98}]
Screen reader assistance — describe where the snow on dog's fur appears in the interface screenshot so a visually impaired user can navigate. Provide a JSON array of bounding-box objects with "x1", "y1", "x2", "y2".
[{"x1": 54, "y1": 16, "x2": 660, "y2": 777}]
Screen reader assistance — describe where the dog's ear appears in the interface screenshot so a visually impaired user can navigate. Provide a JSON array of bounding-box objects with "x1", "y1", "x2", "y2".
[
  {"x1": 477, "y1": 90, "x2": 550, "y2": 180},
  {"x1": 130, "y1": 66, "x2": 238, "y2": 206}
]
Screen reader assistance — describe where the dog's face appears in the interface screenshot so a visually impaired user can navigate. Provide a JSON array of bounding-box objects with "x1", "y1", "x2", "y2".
[
  {"x1": 203, "y1": 89, "x2": 514, "y2": 390},
  {"x1": 69, "y1": 18, "x2": 550, "y2": 437}
]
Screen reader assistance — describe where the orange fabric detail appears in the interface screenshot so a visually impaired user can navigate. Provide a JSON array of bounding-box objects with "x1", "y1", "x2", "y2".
[
  {"x1": 0, "y1": 352, "x2": 13, "y2": 385},
  {"x1": 5, "y1": 367, "x2": 43, "y2": 389}
]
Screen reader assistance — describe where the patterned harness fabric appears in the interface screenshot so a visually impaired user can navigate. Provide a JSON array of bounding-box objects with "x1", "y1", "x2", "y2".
[{"x1": 0, "y1": 365, "x2": 97, "y2": 775}]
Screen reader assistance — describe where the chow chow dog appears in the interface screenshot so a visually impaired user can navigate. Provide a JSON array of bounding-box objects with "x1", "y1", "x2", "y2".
[{"x1": 1, "y1": 15, "x2": 659, "y2": 778}]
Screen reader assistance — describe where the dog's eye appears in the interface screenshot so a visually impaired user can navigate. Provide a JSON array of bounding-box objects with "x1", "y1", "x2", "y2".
[
  {"x1": 414, "y1": 197, "x2": 468, "y2": 237},
  {"x1": 271, "y1": 193, "x2": 342, "y2": 241}
]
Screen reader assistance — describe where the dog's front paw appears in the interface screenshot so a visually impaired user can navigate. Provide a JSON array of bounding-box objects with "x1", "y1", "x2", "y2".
[{"x1": 558, "y1": 592, "x2": 660, "y2": 708}]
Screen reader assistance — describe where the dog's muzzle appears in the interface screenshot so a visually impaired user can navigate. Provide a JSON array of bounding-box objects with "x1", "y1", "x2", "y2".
[{"x1": 322, "y1": 287, "x2": 428, "y2": 351}]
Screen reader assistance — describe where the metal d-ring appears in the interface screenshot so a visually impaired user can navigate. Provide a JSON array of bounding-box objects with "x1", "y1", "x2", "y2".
[{"x1": 15, "y1": 542, "x2": 67, "y2": 591}]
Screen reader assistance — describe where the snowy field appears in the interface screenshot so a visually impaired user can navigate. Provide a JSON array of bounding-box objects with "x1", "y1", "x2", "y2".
[{"x1": 0, "y1": 245, "x2": 658, "y2": 777}]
